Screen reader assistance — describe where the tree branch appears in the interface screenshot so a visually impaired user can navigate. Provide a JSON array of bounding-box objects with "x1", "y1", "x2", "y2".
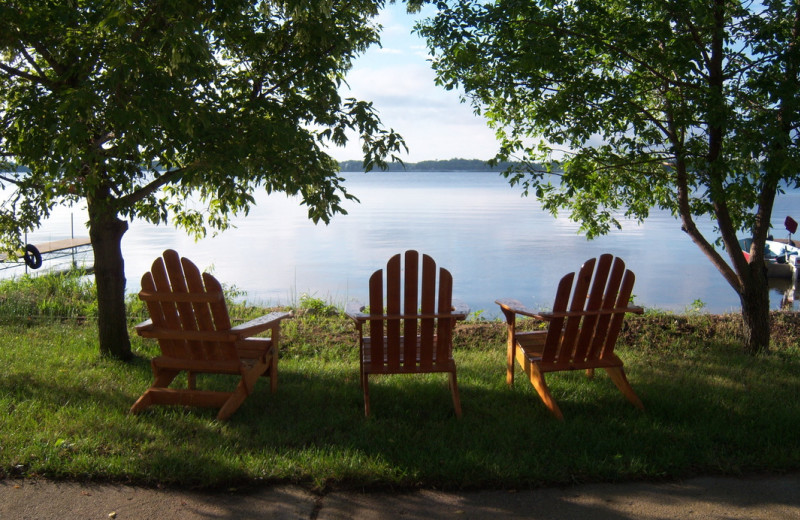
[
  {"x1": 0, "y1": 174, "x2": 22, "y2": 185},
  {"x1": 28, "y1": 39, "x2": 66, "y2": 79},
  {"x1": 0, "y1": 62, "x2": 52, "y2": 86},
  {"x1": 115, "y1": 163, "x2": 200, "y2": 208},
  {"x1": 19, "y1": 46, "x2": 47, "y2": 79}
]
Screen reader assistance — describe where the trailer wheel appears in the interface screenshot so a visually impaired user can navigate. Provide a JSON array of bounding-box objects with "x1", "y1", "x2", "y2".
[{"x1": 23, "y1": 244, "x2": 43, "y2": 269}]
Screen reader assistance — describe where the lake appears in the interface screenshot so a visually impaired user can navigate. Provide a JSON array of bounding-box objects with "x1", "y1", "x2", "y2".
[{"x1": 15, "y1": 170, "x2": 800, "y2": 316}]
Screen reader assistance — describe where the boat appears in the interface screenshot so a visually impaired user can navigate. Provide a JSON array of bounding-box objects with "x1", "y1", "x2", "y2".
[{"x1": 739, "y1": 237, "x2": 800, "y2": 278}]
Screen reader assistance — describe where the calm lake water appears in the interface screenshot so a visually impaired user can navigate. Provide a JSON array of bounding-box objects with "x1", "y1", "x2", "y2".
[{"x1": 15, "y1": 171, "x2": 800, "y2": 316}]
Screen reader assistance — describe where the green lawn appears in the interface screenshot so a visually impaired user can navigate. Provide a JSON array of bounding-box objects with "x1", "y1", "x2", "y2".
[{"x1": 1, "y1": 287, "x2": 799, "y2": 491}]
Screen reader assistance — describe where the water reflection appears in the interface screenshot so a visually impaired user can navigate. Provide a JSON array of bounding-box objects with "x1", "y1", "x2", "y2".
[{"x1": 13, "y1": 171, "x2": 800, "y2": 316}]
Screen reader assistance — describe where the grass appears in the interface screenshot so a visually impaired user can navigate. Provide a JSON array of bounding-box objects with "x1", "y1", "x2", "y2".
[{"x1": 1, "y1": 273, "x2": 799, "y2": 491}]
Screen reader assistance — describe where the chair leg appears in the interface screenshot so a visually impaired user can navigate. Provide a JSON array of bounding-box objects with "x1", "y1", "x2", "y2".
[
  {"x1": 269, "y1": 345, "x2": 278, "y2": 394},
  {"x1": 217, "y1": 390, "x2": 247, "y2": 421},
  {"x1": 604, "y1": 367, "x2": 644, "y2": 410},
  {"x1": 270, "y1": 329, "x2": 279, "y2": 394},
  {"x1": 362, "y1": 372, "x2": 371, "y2": 417},
  {"x1": 506, "y1": 338, "x2": 516, "y2": 386},
  {"x1": 155, "y1": 369, "x2": 180, "y2": 387},
  {"x1": 129, "y1": 391, "x2": 154, "y2": 415},
  {"x1": 506, "y1": 343, "x2": 516, "y2": 386},
  {"x1": 526, "y1": 363, "x2": 564, "y2": 421},
  {"x1": 217, "y1": 363, "x2": 266, "y2": 421},
  {"x1": 501, "y1": 309, "x2": 516, "y2": 386},
  {"x1": 449, "y1": 371, "x2": 462, "y2": 418},
  {"x1": 515, "y1": 348, "x2": 563, "y2": 419},
  {"x1": 129, "y1": 368, "x2": 180, "y2": 415}
]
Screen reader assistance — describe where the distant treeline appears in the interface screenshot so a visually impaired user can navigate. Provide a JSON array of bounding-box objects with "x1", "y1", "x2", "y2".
[
  {"x1": 338, "y1": 158, "x2": 519, "y2": 172},
  {"x1": 5, "y1": 158, "x2": 526, "y2": 174}
]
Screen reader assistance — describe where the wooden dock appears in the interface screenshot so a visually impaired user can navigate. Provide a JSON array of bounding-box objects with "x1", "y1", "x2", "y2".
[{"x1": 0, "y1": 237, "x2": 91, "y2": 262}]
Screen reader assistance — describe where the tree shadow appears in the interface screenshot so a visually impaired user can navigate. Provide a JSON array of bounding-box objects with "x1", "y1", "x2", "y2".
[{"x1": 3, "y1": 340, "x2": 800, "y2": 495}]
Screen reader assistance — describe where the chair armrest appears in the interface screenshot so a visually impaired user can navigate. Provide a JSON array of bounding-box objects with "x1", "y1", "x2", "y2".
[
  {"x1": 452, "y1": 299, "x2": 470, "y2": 320},
  {"x1": 230, "y1": 311, "x2": 293, "y2": 337},
  {"x1": 537, "y1": 306, "x2": 645, "y2": 319},
  {"x1": 495, "y1": 298, "x2": 546, "y2": 319},
  {"x1": 345, "y1": 301, "x2": 369, "y2": 322},
  {"x1": 345, "y1": 299, "x2": 469, "y2": 321},
  {"x1": 497, "y1": 298, "x2": 644, "y2": 321},
  {"x1": 135, "y1": 319, "x2": 154, "y2": 333}
]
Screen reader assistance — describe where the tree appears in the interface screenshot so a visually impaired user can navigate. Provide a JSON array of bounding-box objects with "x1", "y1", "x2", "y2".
[
  {"x1": 417, "y1": 0, "x2": 800, "y2": 353},
  {"x1": 0, "y1": 1, "x2": 406, "y2": 359}
]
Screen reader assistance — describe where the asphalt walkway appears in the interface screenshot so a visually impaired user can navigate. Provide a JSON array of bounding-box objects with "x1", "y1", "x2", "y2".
[{"x1": 2, "y1": 473, "x2": 799, "y2": 519}]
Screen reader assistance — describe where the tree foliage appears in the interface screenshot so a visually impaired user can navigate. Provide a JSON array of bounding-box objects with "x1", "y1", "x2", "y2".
[
  {"x1": 1, "y1": 0, "x2": 405, "y2": 236},
  {"x1": 418, "y1": 0, "x2": 800, "y2": 353},
  {"x1": 0, "y1": 0, "x2": 406, "y2": 358}
]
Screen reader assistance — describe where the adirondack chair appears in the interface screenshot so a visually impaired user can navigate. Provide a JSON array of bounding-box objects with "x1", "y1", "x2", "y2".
[
  {"x1": 130, "y1": 249, "x2": 291, "y2": 421},
  {"x1": 346, "y1": 250, "x2": 469, "y2": 417},
  {"x1": 496, "y1": 254, "x2": 644, "y2": 420}
]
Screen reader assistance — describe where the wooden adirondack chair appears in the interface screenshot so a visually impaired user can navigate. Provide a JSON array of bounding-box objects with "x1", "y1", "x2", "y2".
[
  {"x1": 496, "y1": 254, "x2": 644, "y2": 420},
  {"x1": 346, "y1": 250, "x2": 469, "y2": 418},
  {"x1": 130, "y1": 249, "x2": 291, "y2": 421}
]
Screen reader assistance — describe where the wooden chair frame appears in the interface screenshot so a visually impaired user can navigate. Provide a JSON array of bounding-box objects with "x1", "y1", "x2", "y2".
[
  {"x1": 496, "y1": 254, "x2": 644, "y2": 420},
  {"x1": 346, "y1": 250, "x2": 468, "y2": 417},
  {"x1": 130, "y1": 249, "x2": 291, "y2": 421}
]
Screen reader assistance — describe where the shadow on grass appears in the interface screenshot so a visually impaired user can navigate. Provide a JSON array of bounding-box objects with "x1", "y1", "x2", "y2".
[
  {"x1": 119, "y1": 345, "x2": 800, "y2": 490},
  {"x1": 3, "y1": 335, "x2": 800, "y2": 491},
  {"x1": 0, "y1": 352, "x2": 152, "y2": 414}
]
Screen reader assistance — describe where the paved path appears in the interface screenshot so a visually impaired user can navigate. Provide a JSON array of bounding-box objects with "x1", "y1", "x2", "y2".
[{"x1": 2, "y1": 473, "x2": 799, "y2": 519}]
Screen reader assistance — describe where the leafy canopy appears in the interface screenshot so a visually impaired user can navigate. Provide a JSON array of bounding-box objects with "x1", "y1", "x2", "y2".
[
  {"x1": 417, "y1": 0, "x2": 800, "y2": 239},
  {"x1": 0, "y1": 0, "x2": 406, "y2": 248}
]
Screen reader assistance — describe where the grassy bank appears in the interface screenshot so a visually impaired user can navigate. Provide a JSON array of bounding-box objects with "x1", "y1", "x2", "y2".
[{"x1": 1, "y1": 273, "x2": 799, "y2": 490}]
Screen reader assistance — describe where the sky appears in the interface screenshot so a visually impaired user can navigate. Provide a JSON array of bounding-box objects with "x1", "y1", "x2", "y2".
[{"x1": 330, "y1": 4, "x2": 501, "y2": 163}]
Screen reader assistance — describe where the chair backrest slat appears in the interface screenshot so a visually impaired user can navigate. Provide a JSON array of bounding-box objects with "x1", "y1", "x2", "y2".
[
  {"x1": 388, "y1": 253, "x2": 404, "y2": 370},
  {"x1": 203, "y1": 272, "x2": 232, "y2": 330},
  {"x1": 163, "y1": 250, "x2": 205, "y2": 359},
  {"x1": 402, "y1": 251, "x2": 419, "y2": 368},
  {"x1": 557, "y1": 257, "x2": 596, "y2": 365},
  {"x1": 541, "y1": 272, "x2": 574, "y2": 364},
  {"x1": 418, "y1": 253, "x2": 437, "y2": 370},
  {"x1": 369, "y1": 268, "x2": 386, "y2": 368},
  {"x1": 180, "y1": 255, "x2": 219, "y2": 360},
  {"x1": 572, "y1": 255, "x2": 613, "y2": 362},
  {"x1": 583, "y1": 256, "x2": 624, "y2": 362},
  {"x1": 436, "y1": 267, "x2": 454, "y2": 365},
  {"x1": 599, "y1": 269, "x2": 636, "y2": 359},
  {"x1": 145, "y1": 255, "x2": 187, "y2": 358},
  {"x1": 141, "y1": 269, "x2": 178, "y2": 357}
]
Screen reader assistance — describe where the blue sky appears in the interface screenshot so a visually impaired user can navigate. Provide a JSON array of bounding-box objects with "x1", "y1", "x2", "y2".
[{"x1": 331, "y1": 4, "x2": 500, "y2": 163}]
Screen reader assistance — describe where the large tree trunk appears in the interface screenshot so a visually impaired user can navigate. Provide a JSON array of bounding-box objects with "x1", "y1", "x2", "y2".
[
  {"x1": 739, "y1": 263, "x2": 771, "y2": 355},
  {"x1": 88, "y1": 204, "x2": 131, "y2": 360}
]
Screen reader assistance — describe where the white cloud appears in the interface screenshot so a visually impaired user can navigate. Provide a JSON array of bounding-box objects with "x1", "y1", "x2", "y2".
[
  {"x1": 335, "y1": 63, "x2": 498, "y2": 161},
  {"x1": 332, "y1": 7, "x2": 499, "y2": 162},
  {"x1": 372, "y1": 47, "x2": 405, "y2": 56}
]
